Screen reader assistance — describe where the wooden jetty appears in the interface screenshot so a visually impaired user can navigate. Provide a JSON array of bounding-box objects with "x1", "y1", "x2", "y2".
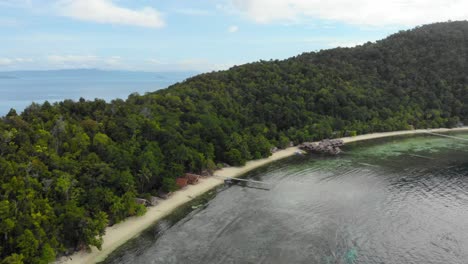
[
  {"x1": 407, "y1": 154, "x2": 434, "y2": 160},
  {"x1": 215, "y1": 175, "x2": 271, "y2": 190},
  {"x1": 224, "y1": 177, "x2": 271, "y2": 185},
  {"x1": 422, "y1": 131, "x2": 468, "y2": 142},
  {"x1": 358, "y1": 162, "x2": 379, "y2": 168}
]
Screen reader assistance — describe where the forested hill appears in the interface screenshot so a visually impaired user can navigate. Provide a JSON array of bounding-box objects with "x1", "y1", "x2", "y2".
[{"x1": 1, "y1": 21, "x2": 468, "y2": 263}]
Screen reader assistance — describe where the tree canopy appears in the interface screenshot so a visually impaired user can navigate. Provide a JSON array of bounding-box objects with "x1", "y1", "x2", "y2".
[{"x1": 1, "y1": 21, "x2": 468, "y2": 263}]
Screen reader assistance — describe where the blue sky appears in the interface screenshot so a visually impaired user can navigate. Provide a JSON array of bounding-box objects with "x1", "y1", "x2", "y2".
[{"x1": 1, "y1": 0, "x2": 465, "y2": 72}]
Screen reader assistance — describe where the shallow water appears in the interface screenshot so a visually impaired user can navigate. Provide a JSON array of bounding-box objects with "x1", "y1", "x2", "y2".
[{"x1": 103, "y1": 133, "x2": 468, "y2": 264}]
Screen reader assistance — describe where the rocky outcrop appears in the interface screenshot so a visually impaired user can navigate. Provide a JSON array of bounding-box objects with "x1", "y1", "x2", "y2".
[{"x1": 299, "y1": 139, "x2": 344, "y2": 155}]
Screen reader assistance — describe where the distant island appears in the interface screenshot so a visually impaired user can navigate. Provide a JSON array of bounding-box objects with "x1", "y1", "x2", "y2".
[
  {"x1": 0, "y1": 69, "x2": 197, "y2": 116},
  {"x1": 1, "y1": 21, "x2": 468, "y2": 263}
]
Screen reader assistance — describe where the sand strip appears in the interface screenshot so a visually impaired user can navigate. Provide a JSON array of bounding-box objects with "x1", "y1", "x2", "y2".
[{"x1": 57, "y1": 127, "x2": 468, "y2": 264}]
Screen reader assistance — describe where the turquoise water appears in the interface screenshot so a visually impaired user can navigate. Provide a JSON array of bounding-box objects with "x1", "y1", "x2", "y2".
[
  {"x1": 104, "y1": 133, "x2": 468, "y2": 264},
  {"x1": 0, "y1": 69, "x2": 195, "y2": 115}
]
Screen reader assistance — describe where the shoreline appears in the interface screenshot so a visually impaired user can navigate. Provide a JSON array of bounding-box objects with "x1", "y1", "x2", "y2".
[{"x1": 57, "y1": 127, "x2": 468, "y2": 264}]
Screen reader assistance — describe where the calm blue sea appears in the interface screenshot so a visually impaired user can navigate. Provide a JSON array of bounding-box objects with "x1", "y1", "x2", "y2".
[{"x1": 0, "y1": 69, "x2": 196, "y2": 116}]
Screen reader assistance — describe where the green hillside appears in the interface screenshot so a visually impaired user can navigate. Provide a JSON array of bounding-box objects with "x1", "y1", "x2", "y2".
[{"x1": 1, "y1": 21, "x2": 468, "y2": 263}]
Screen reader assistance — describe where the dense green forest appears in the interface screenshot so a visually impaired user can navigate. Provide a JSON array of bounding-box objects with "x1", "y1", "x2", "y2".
[{"x1": 1, "y1": 21, "x2": 468, "y2": 263}]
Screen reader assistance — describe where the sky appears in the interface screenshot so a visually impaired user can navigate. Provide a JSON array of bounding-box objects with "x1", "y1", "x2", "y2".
[{"x1": 1, "y1": 0, "x2": 467, "y2": 72}]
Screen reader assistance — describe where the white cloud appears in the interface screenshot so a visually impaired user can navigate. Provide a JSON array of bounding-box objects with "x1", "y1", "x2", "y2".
[
  {"x1": 0, "y1": 0, "x2": 32, "y2": 8},
  {"x1": 228, "y1": 0, "x2": 468, "y2": 26},
  {"x1": 46, "y1": 55, "x2": 124, "y2": 69},
  {"x1": 228, "y1": 25, "x2": 239, "y2": 33},
  {"x1": 327, "y1": 40, "x2": 367, "y2": 48},
  {"x1": 47, "y1": 55, "x2": 98, "y2": 64},
  {"x1": 181, "y1": 59, "x2": 237, "y2": 72},
  {"x1": 56, "y1": 0, "x2": 165, "y2": 28},
  {"x1": 0, "y1": 18, "x2": 21, "y2": 27},
  {"x1": 147, "y1": 58, "x2": 162, "y2": 64},
  {"x1": 14, "y1": 58, "x2": 34, "y2": 63},
  {"x1": 142, "y1": 58, "x2": 233, "y2": 72},
  {"x1": 0, "y1": 57, "x2": 34, "y2": 66},
  {"x1": 106, "y1": 56, "x2": 122, "y2": 67},
  {"x1": 174, "y1": 8, "x2": 212, "y2": 16},
  {"x1": 0, "y1": 55, "x2": 232, "y2": 72},
  {"x1": 0, "y1": 58, "x2": 13, "y2": 66}
]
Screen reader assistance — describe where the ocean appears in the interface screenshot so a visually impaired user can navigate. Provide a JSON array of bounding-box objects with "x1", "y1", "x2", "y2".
[{"x1": 0, "y1": 69, "x2": 196, "y2": 116}]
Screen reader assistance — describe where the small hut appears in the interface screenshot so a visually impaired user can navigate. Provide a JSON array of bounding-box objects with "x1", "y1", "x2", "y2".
[
  {"x1": 185, "y1": 173, "x2": 200, "y2": 185},
  {"x1": 176, "y1": 177, "x2": 188, "y2": 189}
]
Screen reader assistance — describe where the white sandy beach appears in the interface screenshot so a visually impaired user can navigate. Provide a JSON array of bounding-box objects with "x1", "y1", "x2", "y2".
[{"x1": 58, "y1": 127, "x2": 468, "y2": 264}]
